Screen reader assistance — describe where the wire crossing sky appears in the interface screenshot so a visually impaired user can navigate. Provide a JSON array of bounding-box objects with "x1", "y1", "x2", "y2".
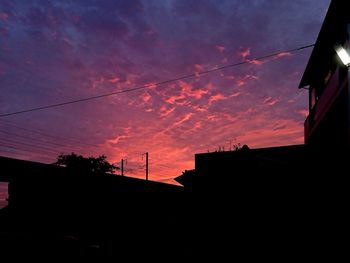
[
  {"x1": 0, "y1": 43, "x2": 314, "y2": 117},
  {"x1": 0, "y1": 0, "x2": 331, "y2": 183}
]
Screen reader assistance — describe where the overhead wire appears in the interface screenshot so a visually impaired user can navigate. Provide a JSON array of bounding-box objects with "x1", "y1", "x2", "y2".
[
  {"x1": 0, "y1": 119, "x2": 101, "y2": 148},
  {"x1": 0, "y1": 137, "x2": 62, "y2": 154},
  {"x1": 0, "y1": 129, "x2": 83, "y2": 151},
  {"x1": 0, "y1": 44, "x2": 314, "y2": 117}
]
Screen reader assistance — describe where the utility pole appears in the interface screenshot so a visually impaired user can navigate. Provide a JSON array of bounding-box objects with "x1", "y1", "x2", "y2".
[
  {"x1": 145, "y1": 152, "x2": 149, "y2": 181},
  {"x1": 121, "y1": 159, "x2": 124, "y2": 176}
]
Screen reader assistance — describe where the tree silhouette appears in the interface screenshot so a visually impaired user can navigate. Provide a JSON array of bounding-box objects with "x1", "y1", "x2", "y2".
[{"x1": 54, "y1": 153, "x2": 119, "y2": 175}]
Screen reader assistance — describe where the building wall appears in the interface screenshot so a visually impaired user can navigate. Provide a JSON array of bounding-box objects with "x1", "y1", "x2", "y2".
[{"x1": 306, "y1": 83, "x2": 349, "y2": 148}]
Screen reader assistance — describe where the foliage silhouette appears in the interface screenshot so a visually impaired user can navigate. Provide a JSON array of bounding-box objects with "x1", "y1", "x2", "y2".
[{"x1": 54, "y1": 153, "x2": 119, "y2": 175}]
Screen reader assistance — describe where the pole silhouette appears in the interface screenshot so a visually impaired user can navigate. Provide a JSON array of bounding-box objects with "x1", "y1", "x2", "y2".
[
  {"x1": 146, "y1": 152, "x2": 148, "y2": 181},
  {"x1": 121, "y1": 159, "x2": 124, "y2": 176}
]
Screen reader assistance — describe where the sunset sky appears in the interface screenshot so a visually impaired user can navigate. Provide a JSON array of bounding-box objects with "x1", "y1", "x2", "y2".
[{"x1": 0, "y1": 0, "x2": 330, "y2": 184}]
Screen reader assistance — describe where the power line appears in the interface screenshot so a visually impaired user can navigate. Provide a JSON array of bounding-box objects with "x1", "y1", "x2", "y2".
[
  {"x1": 0, "y1": 143, "x2": 57, "y2": 157},
  {"x1": 0, "y1": 120, "x2": 101, "y2": 148},
  {"x1": 0, "y1": 44, "x2": 314, "y2": 117},
  {"x1": 0, "y1": 137, "x2": 61, "y2": 154},
  {"x1": 0, "y1": 147, "x2": 55, "y2": 163},
  {"x1": 0, "y1": 129, "x2": 82, "y2": 151}
]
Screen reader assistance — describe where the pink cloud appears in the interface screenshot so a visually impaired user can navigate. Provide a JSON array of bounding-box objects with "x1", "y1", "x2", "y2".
[
  {"x1": 235, "y1": 74, "x2": 258, "y2": 87},
  {"x1": 191, "y1": 104, "x2": 208, "y2": 112},
  {"x1": 194, "y1": 121, "x2": 202, "y2": 130},
  {"x1": 263, "y1": 96, "x2": 280, "y2": 106},
  {"x1": 107, "y1": 135, "x2": 130, "y2": 145},
  {"x1": 159, "y1": 106, "x2": 175, "y2": 117},
  {"x1": 238, "y1": 47, "x2": 251, "y2": 59},
  {"x1": 108, "y1": 77, "x2": 120, "y2": 83},
  {"x1": 236, "y1": 79, "x2": 246, "y2": 87},
  {"x1": 179, "y1": 80, "x2": 209, "y2": 99},
  {"x1": 230, "y1": 91, "x2": 240, "y2": 97},
  {"x1": 248, "y1": 59, "x2": 265, "y2": 66},
  {"x1": 173, "y1": 113, "x2": 194, "y2": 127},
  {"x1": 165, "y1": 93, "x2": 186, "y2": 105},
  {"x1": 194, "y1": 64, "x2": 203, "y2": 71},
  {"x1": 141, "y1": 92, "x2": 151, "y2": 102},
  {"x1": 215, "y1": 45, "x2": 225, "y2": 53},
  {"x1": 209, "y1": 93, "x2": 226, "y2": 105},
  {"x1": 275, "y1": 52, "x2": 292, "y2": 58},
  {"x1": 207, "y1": 114, "x2": 218, "y2": 121},
  {"x1": 194, "y1": 64, "x2": 203, "y2": 77}
]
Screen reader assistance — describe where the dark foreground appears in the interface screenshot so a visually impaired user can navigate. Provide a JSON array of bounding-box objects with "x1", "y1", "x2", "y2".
[
  {"x1": 0, "y1": 151, "x2": 346, "y2": 261},
  {"x1": 0, "y1": 180, "x2": 345, "y2": 261}
]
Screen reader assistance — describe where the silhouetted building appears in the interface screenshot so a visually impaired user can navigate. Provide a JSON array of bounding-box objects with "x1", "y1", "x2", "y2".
[
  {"x1": 175, "y1": 0, "x2": 349, "y2": 190},
  {"x1": 299, "y1": 0, "x2": 350, "y2": 148},
  {"x1": 176, "y1": 145, "x2": 310, "y2": 188}
]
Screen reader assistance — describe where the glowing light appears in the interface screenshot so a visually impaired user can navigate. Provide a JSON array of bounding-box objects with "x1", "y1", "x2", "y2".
[{"x1": 335, "y1": 46, "x2": 350, "y2": 67}]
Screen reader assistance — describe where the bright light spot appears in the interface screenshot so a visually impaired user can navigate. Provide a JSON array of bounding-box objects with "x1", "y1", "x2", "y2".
[{"x1": 335, "y1": 46, "x2": 350, "y2": 67}]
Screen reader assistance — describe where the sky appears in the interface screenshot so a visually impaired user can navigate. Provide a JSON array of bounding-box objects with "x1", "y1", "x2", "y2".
[{"x1": 0, "y1": 0, "x2": 330, "y2": 185}]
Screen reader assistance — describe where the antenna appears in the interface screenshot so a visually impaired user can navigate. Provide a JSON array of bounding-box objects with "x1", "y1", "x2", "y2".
[
  {"x1": 142, "y1": 152, "x2": 149, "y2": 181},
  {"x1": 121, "y1": 159, "x2": 124, "y2": 176}
]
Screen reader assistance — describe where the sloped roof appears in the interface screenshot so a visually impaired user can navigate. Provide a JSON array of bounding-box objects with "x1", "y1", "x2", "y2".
[{"x1": 299, "y1": 0, "x2": 350, "y2": 88}]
